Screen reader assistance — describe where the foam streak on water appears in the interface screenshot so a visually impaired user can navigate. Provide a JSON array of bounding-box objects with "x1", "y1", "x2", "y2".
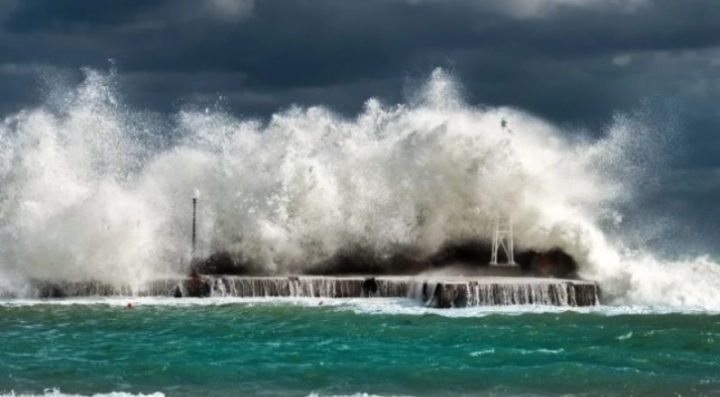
[
  {"x1": 0, "y1": 297, "x2": 716, "y2": 317},
  {"x1": 1, "y1": 392, "x2": 404, "y2": 397},
  {"x1": 0, "y1": 68, "x2": 719, "y2": 308},
  {"x1": 0, "y1": 391, "x2": 165, "y2": 397}
]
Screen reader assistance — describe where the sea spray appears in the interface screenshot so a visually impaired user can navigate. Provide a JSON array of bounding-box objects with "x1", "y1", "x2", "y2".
[{"x1": 0, "y1": 67, "x2": 719, "y2": 308}]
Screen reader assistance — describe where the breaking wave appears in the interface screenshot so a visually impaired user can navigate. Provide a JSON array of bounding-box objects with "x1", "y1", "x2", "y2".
[
  {"x1": 0, "y1": 67, "x2": 719, "y2": 308},
  {"x1": 0, "y1": 390, "x2": 164, "y2": 397},
  {"x1": 0, "y1": 390, "x2": 464, "y2": 397}
]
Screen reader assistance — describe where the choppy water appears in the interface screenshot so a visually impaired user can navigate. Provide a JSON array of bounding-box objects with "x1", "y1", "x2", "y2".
[{"x1": 1, "y1": 299, "x2": 719, "y2": 397}]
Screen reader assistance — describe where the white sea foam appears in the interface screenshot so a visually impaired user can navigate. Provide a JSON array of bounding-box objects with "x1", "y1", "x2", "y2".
[
  {"x1": 0, "y1": 389, "x2": 164, "y2": 397},
  {"x1": 331, "y1": 298, "x2": 720, "y2": 317},
  {"x1": 306, "y1": 394, "x2": 414, "y2": 397},
  {"x1": 470, "y1": 348, "x2": 496, "y2": 356},
  {"x1": 2, "y1": 392, "x2": 414, "y2": 397},
  {"x1": 1, "y1": 296, "x2": 717, "y2": 317},
  {"x1": 0, "y1": 67, "x2": 719, "y2": 309}
]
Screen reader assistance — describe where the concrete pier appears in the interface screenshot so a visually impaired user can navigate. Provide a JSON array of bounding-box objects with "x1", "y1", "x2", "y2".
[{"x1": 26, "y1": 275, "x2": 599, "y2": 307}]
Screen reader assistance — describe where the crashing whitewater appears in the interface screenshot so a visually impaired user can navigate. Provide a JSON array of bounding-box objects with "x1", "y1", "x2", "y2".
[{"x1": 0, "y1": 68, "x2": 719, "y2": 308}]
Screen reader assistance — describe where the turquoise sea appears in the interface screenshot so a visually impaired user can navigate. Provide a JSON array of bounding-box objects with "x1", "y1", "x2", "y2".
[{"x1": 1, "y1": 298, "x2": 719, "y2": 397}]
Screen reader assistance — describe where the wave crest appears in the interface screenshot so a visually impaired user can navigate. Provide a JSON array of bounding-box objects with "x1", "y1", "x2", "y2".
[{"x1": 1, "y1": 67, "x2": 719, "y2": 308}]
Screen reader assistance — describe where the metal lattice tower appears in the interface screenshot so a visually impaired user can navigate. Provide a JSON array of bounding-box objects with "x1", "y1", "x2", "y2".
[
  {"x1": 490, "y1": 213, "x2": 516, "y2": 266},
  {"x1": 488, "y1": 116, "x2": 517, "y2": 266}
]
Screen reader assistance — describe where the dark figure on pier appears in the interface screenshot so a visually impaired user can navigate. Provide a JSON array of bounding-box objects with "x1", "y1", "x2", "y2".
[{"x1": 362, "y1": 277, "x2": 378, "y2": 296}]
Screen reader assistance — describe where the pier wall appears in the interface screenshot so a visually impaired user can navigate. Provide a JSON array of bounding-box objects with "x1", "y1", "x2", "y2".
[{"x1": 26, "y1": 276, "x2": 599, "y2": 307}]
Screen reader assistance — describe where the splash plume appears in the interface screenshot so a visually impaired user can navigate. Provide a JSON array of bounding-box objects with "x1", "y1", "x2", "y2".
[{"x1": 0, "y1": 68, "x2": 718, "y2": 308}]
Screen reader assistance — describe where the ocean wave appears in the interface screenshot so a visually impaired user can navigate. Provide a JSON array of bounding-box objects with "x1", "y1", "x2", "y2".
[
  {"x1": 1, "y1": 67, "x2": 719, "y2": 310},
  {"x1": 1, "y1": 296, "x2": 718, "y2": 317},
  {"x1": 0, "y1": 389, "x2": 164, "y2": 397},
  {"x1": 306, "y1": 394, "x2": 414, "y2": 397}
]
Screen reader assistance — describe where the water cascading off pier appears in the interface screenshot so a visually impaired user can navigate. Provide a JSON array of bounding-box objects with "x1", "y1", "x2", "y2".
[{"x1": 26, "y1": 276, "x2": 599, "y2": 307}]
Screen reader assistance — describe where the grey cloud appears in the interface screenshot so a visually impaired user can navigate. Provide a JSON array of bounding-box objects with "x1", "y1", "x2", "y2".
[{"x1": 1, "y1": 0, "x2": 720, "y2": 253}]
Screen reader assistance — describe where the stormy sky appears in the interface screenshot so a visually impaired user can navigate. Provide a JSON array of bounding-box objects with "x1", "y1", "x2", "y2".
[{"x1": 1, "y1": 0, "x2": 719, "y2": 257}]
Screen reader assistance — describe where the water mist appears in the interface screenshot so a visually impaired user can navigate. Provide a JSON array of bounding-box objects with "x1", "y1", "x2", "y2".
[{"x1": 1, "y1": 68, "x2": 719, "y2": 308}]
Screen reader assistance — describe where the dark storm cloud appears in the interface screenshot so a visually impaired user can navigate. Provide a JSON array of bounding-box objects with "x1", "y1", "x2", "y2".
[
  {"x1": 1, "y1": 0, "x2": 720, "y2": 254},
  {"x1": 2, "y1": 1, "x2": 720, "y2": 100},
  {"x1": 3, "y1": 0, "x2": 155, "y2": 31},
  {"x1": 6, "y1": 0, "x2": 718, "y2": 120}
]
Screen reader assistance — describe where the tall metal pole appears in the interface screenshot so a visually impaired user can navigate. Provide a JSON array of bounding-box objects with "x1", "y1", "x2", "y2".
[{"x1": 192, "y1": 198, "x2": 197, "y2": 258}]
